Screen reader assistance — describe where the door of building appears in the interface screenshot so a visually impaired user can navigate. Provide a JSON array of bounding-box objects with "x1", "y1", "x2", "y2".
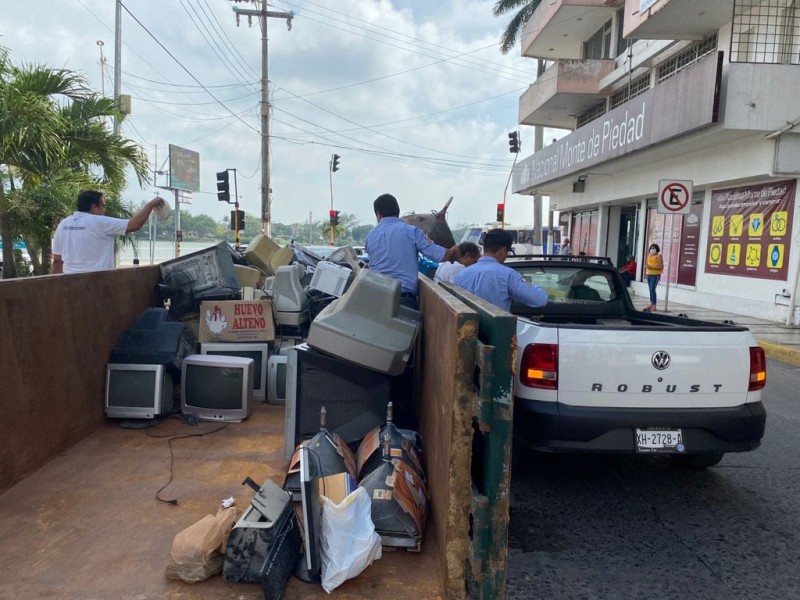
[
  {"x1": 571, "y1": 210, "x2": 599, "y2": 255},
  {"x1": 616, "y1": 205, "x2": 639, "y2": 268}
]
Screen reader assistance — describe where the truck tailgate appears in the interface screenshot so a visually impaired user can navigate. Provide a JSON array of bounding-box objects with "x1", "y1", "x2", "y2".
[{"x1": 556, "y1": 328, "x2": 758, "y2": 409}]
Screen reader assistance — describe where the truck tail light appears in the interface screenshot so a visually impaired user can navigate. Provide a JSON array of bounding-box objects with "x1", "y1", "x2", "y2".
[
  {"x1": 521, "y1": 343, "x2": 558, "y2": 389},
  {"x1": 749, "y1": 346, "x2": 766, "y2": 391}
]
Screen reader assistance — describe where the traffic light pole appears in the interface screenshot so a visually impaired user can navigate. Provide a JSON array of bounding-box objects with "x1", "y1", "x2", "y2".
[
  {"x1": 501, "y1": 152, "x2": 518, "y2": 230},
  {"x1": 329, "y1": 157, "x2": 335, "y2": 246},
  {"x1": 233, "y1": 169, "x2": 240, "y2": 249}
]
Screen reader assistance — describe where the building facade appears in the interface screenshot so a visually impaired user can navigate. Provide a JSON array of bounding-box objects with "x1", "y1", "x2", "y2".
[{"x1": 512, "y1": 0, "x2": 800, "y2": 324}]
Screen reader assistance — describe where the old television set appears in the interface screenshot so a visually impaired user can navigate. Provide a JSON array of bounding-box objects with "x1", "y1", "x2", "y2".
[
  {"x1": 200, "y1": 341, "x2": 271, "y2": 402},
  {"x1": 283, "y1": 344, "x2": 413, "y2": 459},
  {"x1": 181, "y1": 354, "x2": 254, "y2": 422},
  {"x1": 267, "y1": 355, "x2": 288, "y2": 405},
  {"x1": 105, "y1": 363, "x2": 175, "y2": 419},
  {"x1": 307, "y1": 269, "x2": 420, "y2": 376}
]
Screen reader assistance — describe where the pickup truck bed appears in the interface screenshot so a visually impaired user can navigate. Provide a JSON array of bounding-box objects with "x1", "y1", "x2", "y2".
[
  {"x1": 507, "y1": 256, "x2": 767, "y2": 467},
  {"x1": 0, "y1": 403, "x2": 442, "y2": 600}
]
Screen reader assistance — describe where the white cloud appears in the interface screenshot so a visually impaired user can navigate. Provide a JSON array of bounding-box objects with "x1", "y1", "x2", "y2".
[{"x1": 1, "y1": 0, "x2": 552, "y2": 229}]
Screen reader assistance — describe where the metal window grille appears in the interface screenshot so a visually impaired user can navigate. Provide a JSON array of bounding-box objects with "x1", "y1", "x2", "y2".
[
  {"x1": 731, "y1": 0, "x2": 800, "y2": 64},
  {"x1": 657, "y1": 34, "x2": 719, "y2": 82},
  {"x1": 609, "y1": 73, "x2": 650, "y2": 109},
  {"x1": 576, "y1": 100, "x2": 608, "y2": 128}
]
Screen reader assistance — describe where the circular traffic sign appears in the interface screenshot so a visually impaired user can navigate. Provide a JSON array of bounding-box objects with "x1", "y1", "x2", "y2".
[{"x1": 659, "y1": 182, "x2": 690, "y2": 213}]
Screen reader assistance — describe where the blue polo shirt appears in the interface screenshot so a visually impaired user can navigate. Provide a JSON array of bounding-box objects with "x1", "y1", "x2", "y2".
[
  {"x1": 453, "y1": 256, "x2": 548, "y2": 311},
  {"x1": 365, "y1": 217, "x2": 446, "y2": 295}
]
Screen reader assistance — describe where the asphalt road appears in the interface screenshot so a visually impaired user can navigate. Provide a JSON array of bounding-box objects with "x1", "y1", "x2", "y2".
[{"x1": 505, "y1": 359, "x2": 800, "y2": 600}]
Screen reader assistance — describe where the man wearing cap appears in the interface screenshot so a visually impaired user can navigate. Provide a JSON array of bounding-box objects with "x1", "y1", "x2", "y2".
[
  {"x1": 52, "y1": 190, "x2": 165, "y2": 274},
  {"x1": 365, "y1": 193, "x2": 459, "y2": 309},
  {"x1": 453, "y1": 228, "x2": 548, "y2": 311}
]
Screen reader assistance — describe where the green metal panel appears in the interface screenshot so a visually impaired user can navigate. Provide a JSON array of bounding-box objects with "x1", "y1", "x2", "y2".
[{"x1": 443, "y1": 284, "x2": 517, "y2": 600}]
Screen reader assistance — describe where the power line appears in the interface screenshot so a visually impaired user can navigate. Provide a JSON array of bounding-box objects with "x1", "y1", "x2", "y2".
[
  {"x1": 276, "y1": 0, "x2": 536, "y2": 79},
  {"x1": 118, "y1": 1, "x2": 261, "y2": 136}
]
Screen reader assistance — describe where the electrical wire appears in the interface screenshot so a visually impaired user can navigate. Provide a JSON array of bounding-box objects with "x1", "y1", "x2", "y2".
[
  {"x1": 275, "y1": 0, "x2": 536, "y2": 79},
  {"x1": 147, "y1": 420, "x2": 231, "y2": 505},
  {"x1": 178, "y1": 0, "x2": 259, "y2": 91},
  {"x1": 119, "y1": 1, "x2": 262, "y2": 136}
]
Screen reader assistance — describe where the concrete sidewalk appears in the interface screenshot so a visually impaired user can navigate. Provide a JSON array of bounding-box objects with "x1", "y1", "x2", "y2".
[{"x1": 629, "y1": 291, "x2": 800, "y2": 367}]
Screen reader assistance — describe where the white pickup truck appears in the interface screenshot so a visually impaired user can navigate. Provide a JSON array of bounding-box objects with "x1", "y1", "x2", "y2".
[{"x1": 508, "y1": 256, "x2": 767, "y2": 469}]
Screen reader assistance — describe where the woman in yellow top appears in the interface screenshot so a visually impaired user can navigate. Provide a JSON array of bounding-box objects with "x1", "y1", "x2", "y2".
[{"x1": 644, "y1": 243, "x2": 663, "y2": 312}]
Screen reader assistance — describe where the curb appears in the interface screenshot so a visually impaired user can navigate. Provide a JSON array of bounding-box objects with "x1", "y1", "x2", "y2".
[{"x1": 757, "y1": 339, "x2": 800, "y2": 368}]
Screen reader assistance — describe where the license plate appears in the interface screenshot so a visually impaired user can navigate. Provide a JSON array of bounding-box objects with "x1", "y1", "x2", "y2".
[{"x1": 635, "y1": 428, "x2": 683, "y2": 453}]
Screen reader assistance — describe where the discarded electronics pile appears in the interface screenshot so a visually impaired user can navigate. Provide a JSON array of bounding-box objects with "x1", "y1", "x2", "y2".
[{"x1": 135, "y1": 233, "x2": 429, "y2": 596}]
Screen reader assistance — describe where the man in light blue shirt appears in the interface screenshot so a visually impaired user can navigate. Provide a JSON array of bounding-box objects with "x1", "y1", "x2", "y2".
[
  {"x1": 453, "y1": 228, "x2": 548, "y2": 311},
  {"x1": 366, "y1": 194, "x2": 459, "y2": 309}
]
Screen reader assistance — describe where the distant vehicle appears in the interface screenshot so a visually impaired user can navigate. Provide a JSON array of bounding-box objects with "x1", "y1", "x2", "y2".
[
  {"x1": 302, "y1": 245, "x2": 338, "y2": 258},
  {"x1": 460, "y1": 225, "x2": 561, "y2": 255}
]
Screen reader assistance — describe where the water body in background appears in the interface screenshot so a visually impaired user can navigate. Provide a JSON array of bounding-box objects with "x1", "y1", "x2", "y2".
[{"x1": 118, "y1": 240, "x2": 218, "y2": 266}]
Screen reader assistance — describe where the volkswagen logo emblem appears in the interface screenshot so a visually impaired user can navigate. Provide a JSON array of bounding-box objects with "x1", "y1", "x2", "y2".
[{"x1": 651, "y1": 351, "x2": 671, "y2": 370}]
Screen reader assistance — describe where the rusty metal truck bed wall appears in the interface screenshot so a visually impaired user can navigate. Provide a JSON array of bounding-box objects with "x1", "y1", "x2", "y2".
[
  {"x1": 418, "y1": 278, "x2": 479, "y2": 599},
  {"x1": 0, "y1": 267, "x2": 161, "y2": 493}
]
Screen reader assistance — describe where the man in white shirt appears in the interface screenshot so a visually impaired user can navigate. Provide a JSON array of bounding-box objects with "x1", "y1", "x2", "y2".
[
  {"x1": 434, "y1": 242, "x2": 481, "y2": 284},
  {"x1": 52, "y1": 190, "x2": 166, "y2": 274}
]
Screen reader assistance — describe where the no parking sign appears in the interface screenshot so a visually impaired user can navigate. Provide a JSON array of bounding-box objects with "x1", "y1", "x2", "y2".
[{"x1": 658, "y1": 180, "x2": 693, "y2": 215}]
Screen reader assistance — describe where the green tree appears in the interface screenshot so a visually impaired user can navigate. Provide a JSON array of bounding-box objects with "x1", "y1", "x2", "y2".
[
  {"x1": 0, "y1": 48, "x2": 148, "y2": 276},
  {"x1": 350, "y1": 224, "x2": 373, "y2": 245},
  {"x1": 0, "y1": 49, "x2": 88, "y2": 277},
  {"x1": 493, "y1": 0, "x2": 543, "y2": 54}
]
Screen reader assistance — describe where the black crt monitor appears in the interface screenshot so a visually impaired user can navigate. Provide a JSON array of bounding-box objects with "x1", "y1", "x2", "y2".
[{"x1": 283, "y1": 344, "x2": 413, "y2": 460}]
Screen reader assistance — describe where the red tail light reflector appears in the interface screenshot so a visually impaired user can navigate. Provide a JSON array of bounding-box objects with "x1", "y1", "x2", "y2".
[
  {"x1": 749, "y1": 346, "x2": 766, "y2": 391},
  {"x1": 521, "y1": 343, "x2": 558, "y2": 389}
]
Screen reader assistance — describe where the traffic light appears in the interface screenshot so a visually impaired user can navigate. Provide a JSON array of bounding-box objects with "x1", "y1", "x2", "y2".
[
  {"x1": 496, "y1": 203, "x2": 505, "y2": 222},
  {"x1": 329, "y1": 209, "x2": 341, "y2": 227},
  {"x1": 216, "y1": 170, "x2": 230, "y2": 202},
  {"x1": 331, "y1": 154, "x2": 340, "y2": 172},
  {"x1": 508, "y1": 131, "x2": 520, "y2": 154},
  {"x1": 230, "y1": 209, "x2": 245, "y2": 231}
]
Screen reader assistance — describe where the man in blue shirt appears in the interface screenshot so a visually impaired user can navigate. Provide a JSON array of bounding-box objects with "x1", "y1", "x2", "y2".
[
  {"x1": 453, "y1": 228, "x2": 548, "y2": 311},
  {"x1": 366, "y1": 193, "x2": 459, "y2": 309}
]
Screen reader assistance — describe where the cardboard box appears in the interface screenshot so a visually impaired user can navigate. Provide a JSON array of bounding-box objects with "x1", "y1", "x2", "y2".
[
  {"x1": 199, "y1": 300, "x2": 275, "y2": 342},
  {"x1": 318, "y1": 472, "x2": 358, "y2": 504}
]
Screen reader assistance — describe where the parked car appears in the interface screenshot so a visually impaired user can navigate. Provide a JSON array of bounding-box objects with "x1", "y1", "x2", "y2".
[{"x1": 507, "y1": 255, "x2": 767, "y2": 469}]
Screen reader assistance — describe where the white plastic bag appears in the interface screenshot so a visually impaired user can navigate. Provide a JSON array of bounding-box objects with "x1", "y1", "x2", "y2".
[{"x1": 320, "y1": 487, "x2": 382, "y2": 593}]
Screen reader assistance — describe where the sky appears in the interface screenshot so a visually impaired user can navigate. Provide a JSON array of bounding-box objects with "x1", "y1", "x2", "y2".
[{"x1": 1, "y1": 0, "x2": 557, "y2": 230}]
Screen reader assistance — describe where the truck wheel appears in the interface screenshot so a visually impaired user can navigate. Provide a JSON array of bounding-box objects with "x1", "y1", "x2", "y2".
[{"x1": 670, "y1": 452, "x2": 725, "y2": 469}]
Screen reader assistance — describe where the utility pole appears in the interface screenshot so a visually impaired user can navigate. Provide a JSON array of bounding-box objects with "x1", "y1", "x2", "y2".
[
  {"x1": 113, "y1": 0, "x2": 121, "y2": 135},
  {"x1": 532, "y1": 60, "x2": 545, "y2": 253},
  {"x1": 232, "y1": 1, "x2": 293, "y2": 237},
  {"x1": 97, "y1": 41, "x2": 106, "y2": 96}
]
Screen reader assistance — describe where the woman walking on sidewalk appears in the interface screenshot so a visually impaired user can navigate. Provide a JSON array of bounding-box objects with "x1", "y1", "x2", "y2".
[{"x1": 644, "y1": 243, "x2": 663, "y2": 311}]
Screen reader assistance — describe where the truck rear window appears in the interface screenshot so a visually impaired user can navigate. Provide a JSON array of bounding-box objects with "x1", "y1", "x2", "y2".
[{"x1": 514, "y1": 265, "x2": 617, "y2": 304}]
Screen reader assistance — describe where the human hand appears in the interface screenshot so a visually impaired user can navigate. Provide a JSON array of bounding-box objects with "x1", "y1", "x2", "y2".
[
  {"x1": 444, "y1": 245, "x2": 460, "y2": 262},
  {"x1": 150, "y1": 196, "x2": 166, "y2": 209}
]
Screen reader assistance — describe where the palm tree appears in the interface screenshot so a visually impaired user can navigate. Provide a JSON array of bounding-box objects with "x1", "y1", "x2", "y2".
[
  {"x1": 0, "y1": 48, "x2": 91, "y2": 277},
  {"x1": 493, "y1": 0, "x2": 543, "y2": 54},
  {"x1": 1, "y1": 49, "x2": 149, "y2": 276}
]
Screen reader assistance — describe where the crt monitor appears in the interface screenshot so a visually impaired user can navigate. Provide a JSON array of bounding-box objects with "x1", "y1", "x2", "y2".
[
  {"x1": 105, "y1": 363, "x2": 175, "y2": 419},
  {"x1": 181, "y1": 354, "x2": 254, "y2": 422},
  {"x1": 200, "y1": 341, "x2": 271, "y2": 401},
  {"x1": 284, "y1": 344, "x2": 413, "y2": 459},
  {"x1": 267, "y1": 355, "x2": 288, "y2": 405}
]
